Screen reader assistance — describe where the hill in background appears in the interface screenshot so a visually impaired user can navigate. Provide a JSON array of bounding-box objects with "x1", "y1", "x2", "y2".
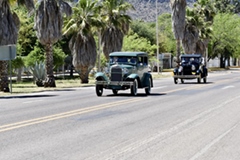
[{"x1": 127, "y1": 0, "x2": 196, "y2": 22}]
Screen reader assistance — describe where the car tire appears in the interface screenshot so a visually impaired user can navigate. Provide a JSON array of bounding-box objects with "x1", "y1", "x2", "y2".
[
  {"x1": 197, "y1": 77, "x2": 201, "y2": 83},
  {"x1": 145, "y1": 78, "x2": 151, "y2": 95},
  {"x1": 96, "y1": 85, "x2": 103, "y2": 96},
  {"x1": 112, "y1": 89, "x2": 118, "y2": 95},
  {"x1": 131, "y1": 79, "x2": 138, "y2": 96},
  {"x1": 203, "y1": 77, "x2": 207, "y2": 83},
  {"x1": 181, "y1": 79, "x2": 184, "y2": 84},
  {"x1": 174, "y1": 78, "x2": 178, "y2": 84}
]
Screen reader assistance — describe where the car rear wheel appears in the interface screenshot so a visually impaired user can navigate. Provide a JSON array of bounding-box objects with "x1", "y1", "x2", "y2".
[
  {"x1": 96, "y1": 85, "x2": 103, "y2": 96},
  {"x1": 145, "y1": 78, "x2": 151, "y2": 95},
  {"x1": 197, "y1": 77, "x2": 201, "y2": 83},
  {"x1": 131, "y1": 79, "x2": 138, "y2": 96},
  {"x1": 112, "y1": 89, "x2": 118, "y2": 95},
  {"x1": 203, "y1": 77, "x2": 207, "y2": 83}
]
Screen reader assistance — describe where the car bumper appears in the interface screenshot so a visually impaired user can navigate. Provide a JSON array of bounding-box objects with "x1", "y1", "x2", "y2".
[
  {"x1": 95, "y1": 81, "x2": 134, "y2": 86},
  {"x1": 173, "y1": 75, "x2": 201, "y2": 79}
]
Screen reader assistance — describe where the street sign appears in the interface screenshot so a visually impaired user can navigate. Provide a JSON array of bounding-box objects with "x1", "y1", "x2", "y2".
[
  {"x1": 0, "y1": 45, "x2": 17, "y2": 94},
  {"x1": 0, "y1": 45, "x2": 16, "y2": 60}
]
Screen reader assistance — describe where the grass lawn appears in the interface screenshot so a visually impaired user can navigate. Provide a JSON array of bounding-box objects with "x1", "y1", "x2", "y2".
[{"x1": 0, "y1": 75, "x2": 95, "y2": 96}]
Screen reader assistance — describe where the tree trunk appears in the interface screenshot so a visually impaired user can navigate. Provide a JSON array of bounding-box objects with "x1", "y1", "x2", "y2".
[
  {"x1": 70, "y1": 64, "x2": 74, "y2": 77},
  {"x1": 44, "y1": 44, "x2": 56, "y2": 87},
  {"x1": 176, "y1": 39, "x2": 181, "y2": 66},
  {"x1": 227, "y1": 58, "x2": 230, "y2": 67},
  {"x1": 17, "y1": 67, "x2": 22, "y2": 82},
  {"x1": 220, "y1": 55, "x2": 225, "y2": 68},
  {"x1": 0, "y1": 61, "x2": 10, "y2": 92},
  {"x1": 78, "y1": 65, "x2": 89, "y2": 84}
]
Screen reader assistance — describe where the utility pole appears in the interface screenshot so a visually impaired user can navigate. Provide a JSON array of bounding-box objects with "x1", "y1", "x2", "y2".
[{"x1": 156, "y1": 0, "x2": 160, "y2": 74}]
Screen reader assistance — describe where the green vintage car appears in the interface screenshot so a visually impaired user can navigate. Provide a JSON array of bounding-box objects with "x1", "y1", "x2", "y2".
[{"x1": 95, "y1": 51, "x2": 153, "y2": 96}]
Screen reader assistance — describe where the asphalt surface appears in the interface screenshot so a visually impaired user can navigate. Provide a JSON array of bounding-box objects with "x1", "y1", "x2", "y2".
[{"x1": 0, "y1": 69, "x2": 240, "y2": 160}]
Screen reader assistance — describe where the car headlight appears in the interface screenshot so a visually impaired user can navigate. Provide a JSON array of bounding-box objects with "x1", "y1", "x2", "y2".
[
  {"x1": 122, "y1": 68, "x2": 129, "y2": 74},
  {"x1": 191, "y1": 65, "x2": 196, "y2": 71},
  {"x1": 178, "y1": 66, "x2": 183, "y2": 72}
]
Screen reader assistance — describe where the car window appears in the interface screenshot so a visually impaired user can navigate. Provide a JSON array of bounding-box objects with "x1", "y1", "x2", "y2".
[
  {"x1": 181, "y1": 57, "x2": 189, "y2": 63},
  {"x1": 110, "y1": 56, "x2": 137, "y2": 65},
  {"x1": 143, "y1": 57, "x2": 148, "y2": 65},
  {"x1": 129, "y1": 57, "x2": 137, "y2": 64}
]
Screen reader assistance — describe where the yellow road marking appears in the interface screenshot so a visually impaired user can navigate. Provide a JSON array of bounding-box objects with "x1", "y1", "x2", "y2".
[{"x1": 0, "y1": 98, "x2": 143, "y2": 133}]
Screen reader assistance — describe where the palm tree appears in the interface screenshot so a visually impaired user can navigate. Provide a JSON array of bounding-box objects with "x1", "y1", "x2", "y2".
[
  {"x1": 170, "y1": 0, "x2": 186, "y2": 64},
  {"x1": 182, "y1": 8, "x2": 201, "y2": 54},
  {"x1": 64, "y1": 0, "x2": 102, "y2": 83},
  {"x1": 182, "y1": 0, "x2": 215, "y2": 62},
  {"x1": 0, "y1": 0, "x2": 34, "y2": 92},
  {"x1": 34, "y1": 0, "x2": 72, "y2": 87},
  {"x1": 101, "y1": 0, "x2": 133, "y2": 60}
]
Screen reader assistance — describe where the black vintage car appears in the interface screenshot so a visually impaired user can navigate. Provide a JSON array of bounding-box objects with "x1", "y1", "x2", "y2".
[{"x1": 173, "y1": 54, "x2": 208, "y2": 84}]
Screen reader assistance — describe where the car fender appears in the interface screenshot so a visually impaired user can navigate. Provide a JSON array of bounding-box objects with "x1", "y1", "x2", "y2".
[
  {"x1": 127, "y1": 73, "x2": 139, "y2": 80},
  {"x1": 95, "y1": 72, "x2": 109, "y2": 81},
  {"x1": 126, "y1": 74, "x2": 140, "y2": 86},
  {"x1": 204, "y1": 67, "x2": 208, "y2": 76},
  {"x1": 173, "y1": 68, "x2": 178, "y2": 75},
  {"x1": 142, "y1": 72, "x2": 153, "y2": 87}
]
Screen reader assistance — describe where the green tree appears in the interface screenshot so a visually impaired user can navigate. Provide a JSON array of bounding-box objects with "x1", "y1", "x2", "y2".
[
  {"x1": 122, "y1": 32, "x2": 157, "y2": 55},
  {"x1": 0, "y1": 0, "x2": 34, "y2": 92},
  {"x1": 34, "y1": 0, "x2": 72, "y2": 87},
  {"x1": 25, "y1": 46, "x2": 45, "y2": 67},
  {"x1": 130, "y1": 14, "x2": 176, "y2": 56},
  {"x1": 14, "y1": 7, "x2": 36, "y2": 57},
  {"x1": 101, "y1": 0, "x2": 134, "y2": 60},
  {"x1": 213, "y1": 0, "x2": 240, "y2": 13},
  {"x1": 25, "y1": 41, "x2": 67, "y2": 69},
  {"x1": 210, "y1": 13, "x2": 240, "y2": 68},
  {"x1": 130, "y1": 20, "x2": 156, "y2": 45},
  {"x1": 157, "y1": 13, "x2": 176, "y2": 55},
  {"x1": 64, "y1": 0, "x2": 102, "y2": 83}
]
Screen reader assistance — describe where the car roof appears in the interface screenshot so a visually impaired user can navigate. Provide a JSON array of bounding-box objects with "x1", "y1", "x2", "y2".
[
  {"x1": 181, "y1": 54, "x2": 202, "y2": 58},
  {"x1": 109, "y1": 51, "x2": 148, "y2": 57}
]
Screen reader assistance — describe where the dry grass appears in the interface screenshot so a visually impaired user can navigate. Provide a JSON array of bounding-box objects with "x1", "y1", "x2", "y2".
[{"x1": 0, "y1": 78, "x2": 95, "y2": 96}]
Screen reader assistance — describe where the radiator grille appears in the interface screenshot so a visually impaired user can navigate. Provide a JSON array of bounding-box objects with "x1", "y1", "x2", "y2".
[
  {"x1": 183, "y1": 65, "x2": 192, "y2": 75},
  {"x1": 111, "y1": 67, "x2": 122, "y2": 81}
]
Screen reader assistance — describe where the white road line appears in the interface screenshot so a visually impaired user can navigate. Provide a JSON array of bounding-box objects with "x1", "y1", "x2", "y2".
[
  {"x1": 189, "y1": 123, "x2": 238, "y2": 160},
  {"x1": 222, "y1": 85, "x2": 234, "y2": 90},
  {"x1": 152, "y1": 86, "x2": 167, "y2": 89},
  {"x1": 23, "y1": 100, "x2": 43, "y2": 104}
]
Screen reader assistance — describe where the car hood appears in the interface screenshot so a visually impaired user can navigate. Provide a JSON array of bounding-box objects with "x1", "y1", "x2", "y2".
[
  {"x1": 110, "y1": 64, "x2": 135, "y2": 69},
  {"x1": 110, "y1": 64, "x2": 136, "y2": 74}
]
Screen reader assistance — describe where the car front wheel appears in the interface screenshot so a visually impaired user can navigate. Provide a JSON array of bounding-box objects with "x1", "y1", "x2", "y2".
[
  {"x1": 174, "y1": 78, "x2": 178, "y2": 84},
  {"x1": 145, "y1": 78, "x2": 151, "y2": 95},
  {"x1": 131, "y1": 79, "x2": 138, "y2": 96},
  {"x1": 112, "y1": 89, "x2": 118, "y2": 95},
  {"x1": 96, "y1": 85, "x2": 103, "y2": 96},
  {"x1": 181, "y1": 79, "x2": 184, "y2": 84}
]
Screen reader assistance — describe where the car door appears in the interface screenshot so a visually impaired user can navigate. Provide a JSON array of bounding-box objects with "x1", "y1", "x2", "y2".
[{"x1": 137, "y1": 56, "x2": 146, "y2": 82}]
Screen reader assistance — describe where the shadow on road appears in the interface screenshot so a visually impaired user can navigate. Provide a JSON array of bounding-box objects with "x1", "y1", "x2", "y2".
[
  {"x1": 177, "y1": 82, "x2": 214, "y2": 85},
  {"x1": 104, "y1": 93, "x2": 166, "y2": 97},
  {"x1": 0, "y1": 94, "x2": 57, "y2": 99}
]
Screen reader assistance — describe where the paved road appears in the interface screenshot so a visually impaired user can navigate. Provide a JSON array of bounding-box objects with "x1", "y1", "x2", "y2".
[{"x1": 0, "y1": 70, "x2": 240, "y2": 160}]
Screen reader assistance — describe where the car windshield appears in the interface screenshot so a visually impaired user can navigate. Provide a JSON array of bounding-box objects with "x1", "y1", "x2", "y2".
[
  {"x1": 110, "y1": 56, "x2": 137, "y2": 65},
  {"x1": 181, "y1": 57, "x2": 199, "y2": 63}
]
